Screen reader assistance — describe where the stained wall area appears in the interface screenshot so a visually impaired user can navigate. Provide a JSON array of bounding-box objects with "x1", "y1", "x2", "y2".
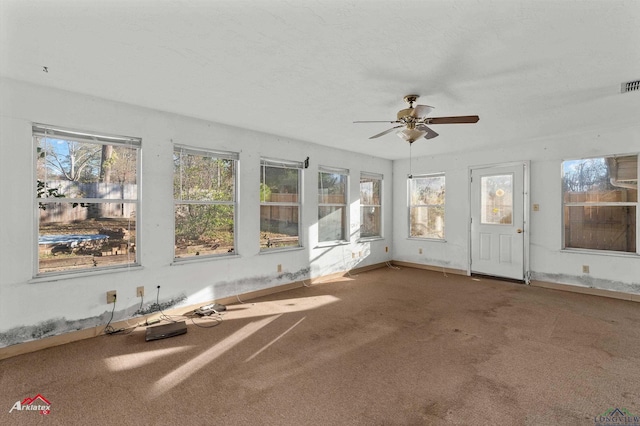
[{"x1": 0, "y1": 78, "x2": 393, "y2": 347}]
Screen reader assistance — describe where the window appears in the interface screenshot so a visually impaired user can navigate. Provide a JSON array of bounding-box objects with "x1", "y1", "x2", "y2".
[
  {"x1": 562, "y1": 155, "x2": 637, "y2": 253},
  {"x1": 409, "y1": 174, "x2": 445, "y2": 239},
  {"x1": 360, "y1": 172, "x2": 382, "y2": 238},
  {"x1": 34, "y1": 124, "x2": 140, "y2": 276},
  {"x1": 260, "y1": 158, "x2": 303, "y2": 250},
  {"x1": 318, "y1": 166, "x2": 348, "y2": 242},
  {"x1": 173, "y1": 146, "x2": 238, "y2": 259}
]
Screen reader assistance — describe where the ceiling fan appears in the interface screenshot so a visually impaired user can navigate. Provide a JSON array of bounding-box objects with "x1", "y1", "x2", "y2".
[{"x1": 354, "y1": 95, "x2": 479, "y2": 143}]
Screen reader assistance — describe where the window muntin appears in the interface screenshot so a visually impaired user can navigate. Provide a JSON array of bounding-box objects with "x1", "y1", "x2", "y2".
[
  {"x1": 409, "y1": 174, "x2": 445, "y2": 239},
  {"x1": 173, "y1": 146, "x2": 238, "y2": 259},
  {"x1": 318, "y1": 167, "x2": 348, "y2": 242},
  {"x1": 34, "y1": 124, "x2": 140, "y2": 276},
  {"x1": 360, "y1": 172, "x2": 382, "y2": 238},
  {"x1": 562, "y1": 155, "x2": 638, "y2": 253},
  {"x1": 260, "y1": 158, "x2": 303, "y2": 250}
]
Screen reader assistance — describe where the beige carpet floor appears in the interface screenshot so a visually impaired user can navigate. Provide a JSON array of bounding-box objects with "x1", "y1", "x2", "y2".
[{"x1": 1, "y1": 266, "x2": 639, "y2": 425}]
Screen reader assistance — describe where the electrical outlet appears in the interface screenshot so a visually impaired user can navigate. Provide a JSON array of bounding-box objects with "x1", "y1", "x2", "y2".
[
  {"x1": 385, "y1": 246, "x2": 388, "y2": 253},
  {"x1": 277, "y1": 264, "x2": 282, "y2": 273},
  {"x1": 106, "y1": 290, "x2": 117, "y2": 304},
  {"x1": 351, "y1": 252, "x2": 356, "y2": 259},
  {"x1": 419, "y1": 248, "x2": 423, "y2": 254},
  {"x1": 533, "y1": 204, "x2": 540, "y2": 211},
  {"x1": 582, "y1": 265, "x2": 590, "y2": 274},
  {"x1": 136, "y1": 286, "x2": 144, "y2": 297}
]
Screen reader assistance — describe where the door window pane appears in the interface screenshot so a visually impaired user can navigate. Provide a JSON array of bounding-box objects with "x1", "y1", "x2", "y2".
[{"x1": 481, "y1": 174, "x2": 513, "y2": 224}]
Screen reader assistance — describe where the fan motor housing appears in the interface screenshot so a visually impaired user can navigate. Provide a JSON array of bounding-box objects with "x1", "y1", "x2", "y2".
[{"x1": 397, "y1": 108, "x2": 414, "y2": 120}]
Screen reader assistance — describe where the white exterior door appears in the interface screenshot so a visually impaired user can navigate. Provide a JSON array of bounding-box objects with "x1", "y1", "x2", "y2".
[{"x1": 470, "y1": 163, "x2": 527, "y2": 281}]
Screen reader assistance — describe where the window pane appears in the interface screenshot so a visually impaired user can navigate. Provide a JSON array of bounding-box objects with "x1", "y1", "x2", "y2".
[
  {"x1": 319, "y1": 206, "x2": 345, "y2": 241},
  {"x1": 38, "y1": 202, "x2": 137, "y2": 274},
  {"x1": 360, "y1": 176, "x2": 382, "y2": 238},
  {"x1": 174, "y1": 152, "x2": 234, "y2": 201},
  {"x1": 409, "y1": 175, "x2": 445, "y2": 239},
  {"x1": 38, "y1": 138, "x2": 137, "y2": 199},
  {"x1": 260, "y1": 206, "x2": 299, "y2": 249},
  {"x1": 175, "y1": 204, "x2": 234, "y2": 258},
  {"x1": 260, "y1": 166, "x2": 299, "y2": 202},
  {"x1": 36, "y1": 128, "x2": 140, "y2": 276},
  {"x1": 318, "y1": 172, "x2": 346, "y2": 204},
  {"x1": 410, "y1": 206, "x2": 444, "y2": 239},
  {"x1": 481, "y1": 174, "x2": 513, "y2": 224},
  {"x1": 410, "y1": 176, "x2": 444, "y2": 205},
  {"x1": 563, "y1": 156, "x2": 637, "y2": 202},
  {"x1": 564, "y1": 206, "x2": 636, "y2": 252},
  {"x1": 360, "y1": 178, "x2": 381, "y2": 205},
  {"x1": 360, "y1": 206, "x2": 381, "y2": 238},
  {"x1": 260, "y1": 162, "x2": 302, "y2": 251},
  {"x1": 562, "y1": 155, "x2": 638, "y2": 253}
]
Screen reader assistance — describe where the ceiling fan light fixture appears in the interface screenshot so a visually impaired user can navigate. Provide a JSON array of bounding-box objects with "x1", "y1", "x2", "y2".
[{"x1": 397, "y1": 128, "x2": 427, "y2": 143}]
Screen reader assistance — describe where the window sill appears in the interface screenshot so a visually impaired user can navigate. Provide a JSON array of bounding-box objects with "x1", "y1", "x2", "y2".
[
  {"x1": 30, "y1": 264, "x2": 144, "y2": 283},
  {"x1": 172, "y1": 253, "x2": 240, "y2": 265},
  {"x1": 358, "y1": 236, "x2": 384, "y2": 243},
  {"x1": 315, "y1": 240, "x2": 350, "y2": 248},
  {"x1": 407, "y1": 237, "x2": 447, "y2": 243},
  {"x1": 560, "y1": 248, "x2": 639, "y2": 258},
  {"x1": 259, "y1": 246, "x2": 305, "y2": 255}
]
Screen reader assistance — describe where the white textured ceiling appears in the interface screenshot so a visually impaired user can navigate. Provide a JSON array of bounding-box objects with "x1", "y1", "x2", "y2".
[{"x1": 1, "y1": 0, "x2": 639, "y2": 159}]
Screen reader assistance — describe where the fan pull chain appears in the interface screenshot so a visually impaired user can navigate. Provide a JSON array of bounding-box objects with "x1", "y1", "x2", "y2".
[{"x1": 408, "y1": 142, "x2": 413, "y2": 179}]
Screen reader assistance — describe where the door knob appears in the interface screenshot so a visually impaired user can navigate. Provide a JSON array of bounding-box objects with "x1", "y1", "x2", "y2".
[{"x1": 517, "y1": 228, "x2": 523, "y2": 233}]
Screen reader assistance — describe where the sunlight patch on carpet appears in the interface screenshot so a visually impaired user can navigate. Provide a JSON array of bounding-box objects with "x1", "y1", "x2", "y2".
[
  {"x1": 104, "y1": 346, "x2": 194, "y2": 371},
  {"x1": 245, "y1": 316, "x2": 306, "y2": 362},
  {"x1": 147, "y1": 314, "x2": 282, "y2": 400}
]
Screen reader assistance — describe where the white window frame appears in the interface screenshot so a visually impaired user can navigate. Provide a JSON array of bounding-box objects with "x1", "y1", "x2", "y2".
[
  {"x1": 33, "y1": 123, "x2": 141, "y2": 277},
  {"x1": 359, "y1": 172, "x2": 383, "y2": 240},
  {"x1": 318, "y1": 166, "x2": 349, "y2": 244},
  {"x1": 408, "y1": 173, "x2": 446, "y2": 240},
  {"x1": 561, "y1": 153, "x2": 638, "y2": 255},
  {"x1": 173, "y1": 144, "x2": 238, "y2": 261},
  {"x1": 260, "y1": 157, "x2": 304, "y2": 251}
]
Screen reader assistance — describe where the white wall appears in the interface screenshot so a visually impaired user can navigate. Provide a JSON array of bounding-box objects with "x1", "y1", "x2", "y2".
[
  {"x1": 2, "y1": 77, "x2": 638, "y2": 348},
  {"x1": 392, "y1": 126, "x2": 640, "y2": 294},
  {"x1": 0, "y1": 78, "x2": 393, "y2": 346}
]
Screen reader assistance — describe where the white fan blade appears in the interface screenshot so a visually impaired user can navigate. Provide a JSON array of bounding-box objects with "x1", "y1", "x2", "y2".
[
  {"x1": 369, "y1": 125, "x2": 403, "y2": 139},
  {"x1": 411, "y1": 105, "x2": 434, "y2": 118}
]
